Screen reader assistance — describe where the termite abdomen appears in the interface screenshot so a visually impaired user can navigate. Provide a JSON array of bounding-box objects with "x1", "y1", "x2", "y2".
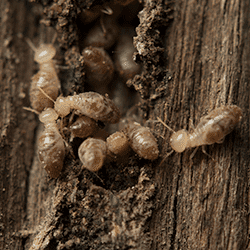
[
  {"x1": 30, "y1": 70, "x2": 60, "y2": 112},
  {"x1": 197, "y1": 105, "x2": 242, "y2": 145},
  {"x1": 114, "y1": 29, "x2": 141, "y2": 82},
  {"x1": 125, "y1": 122, "x2": 159, "y2": 160},
  {"x1": 38, "y1": 131, "x2": 65, "y2": 178},
  {"x1": 82, "y1": 46, "x2": 114, "y2": 91},
  {"x1": 70, "y1": 115, "x2": 99, "y2": 140},
  {"x1": 78, "y1": 138, "x2": 107, "y2": 172},
  {"x1": 106, "y1": 131, "x2": 130, "y2": 157},
  {"x1": 38, "y1": 108, "x2": 65, "y2": 178}
]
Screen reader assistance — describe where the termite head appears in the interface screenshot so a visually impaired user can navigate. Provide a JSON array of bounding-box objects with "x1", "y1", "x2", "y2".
[
  {"x1": 34, "y1": 44, "x2": 56, "y2": 64},
  {"x1": 39, "y1": 108, "x2": 58, "y2": 124},
  {"x1": 170, "y1": 129, "x2": 188, "y2": 153},
  {"x1": 54, "y1": 96, "x2": 73, "y2": 117}
]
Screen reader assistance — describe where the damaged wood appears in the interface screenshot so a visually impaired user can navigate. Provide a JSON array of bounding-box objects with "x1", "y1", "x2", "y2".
[{"x1": 1, "y1": 0, "x2": 249, "y2": 249}]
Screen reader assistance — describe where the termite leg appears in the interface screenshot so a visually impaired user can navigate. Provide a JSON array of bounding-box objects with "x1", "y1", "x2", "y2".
[
  {"x1": 23, "y1": 107, "x2": 40, "y2": 115},
  {"x1": 201, "y1": 146, "x2": 216, "y2": 162},
  {"x1": 26, "y1": 38, "x2": 37, "y2": 51},
  {"x1": 190, "y1": 146, "x2": 216, "y2": 162},
  {"x1": 156, "y1": 117, "x2": 175, "y2": 133},
  {"x1": 189, "y1": 147, "x2": 199, "y2": 160}
]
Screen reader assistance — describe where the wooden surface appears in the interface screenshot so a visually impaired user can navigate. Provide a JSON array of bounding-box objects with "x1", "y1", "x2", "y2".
[{"x1": 0, "y1": 0, "x2": 249, "y2": 249}]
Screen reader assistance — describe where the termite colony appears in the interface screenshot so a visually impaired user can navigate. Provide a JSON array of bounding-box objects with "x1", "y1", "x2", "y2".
[
  {"x1": 25, "y1": 0, "x2": 160, "y2": 179},
  {"x1": 25, "y1": 0, "x2": 244, "y2": 181}
]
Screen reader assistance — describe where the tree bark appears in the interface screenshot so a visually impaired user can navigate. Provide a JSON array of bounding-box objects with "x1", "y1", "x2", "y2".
[{"x1": 1, "y1": 0, "x2": 249, "y2": 249}]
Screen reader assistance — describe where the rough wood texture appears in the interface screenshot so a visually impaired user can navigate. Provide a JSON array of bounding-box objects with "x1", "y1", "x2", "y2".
[
  {"x1": 151, "y1": 1, "x2": 250, "y2": 249},
  {"x1": 1, "y1": 0, "x2": 249, "y2": 249}
]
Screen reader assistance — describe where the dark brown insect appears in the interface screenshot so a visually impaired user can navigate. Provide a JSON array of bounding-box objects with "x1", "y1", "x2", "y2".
[
  {"x1": 114, "y1": 28, "x2": 141, "y2": 82},
  {"x1": 69, "y1": 115, "x2": 99, "y2": 140},
  {"x1": 54, "y1": 91, "x2": 121, "y2": 124},
  {"x1": 78, "y1": 138, "x2": 107, "y2": 172},
  {"x1": 124, "y1": 121, "x2": 159, "y2": 160},
  {"x1": 38, "y1": 108, "x2": 65, "y2": 178},
  {"x1": 82, "y1": 46, "x2": 114, "y2": 92},
  {"x1": 158, "y1": 105, "x2": 243, "y2": 153},
  {"x1": 27, "y1": 38, "x2": 60, "y2": 112}
]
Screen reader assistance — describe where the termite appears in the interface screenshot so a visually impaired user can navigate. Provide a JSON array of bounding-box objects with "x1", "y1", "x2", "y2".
[
  {"x1": 54, "y1": 92, "x2": 121, "y2": 124},
  {"x1": 114, "y1": 28, "x2": 141, "y2": 82},
  {"x1": 69, "y1": 115, "x2": 99, "y2": 141},
  {"x1": 124, "y1": 120, "x2": 159, "y2": 160},
  {"x1": 82, "y1": 46, "x2": 114, "y2": 92},
  {"x1": 157, "y1": 105, "x2": 242, "y2": 157},
  {"x1": 78, "y1": 138, "x2": 107, "y2": 172},
  {"x1": 26, "y1": 35, "x2": 61, "y2": 112},
  {"x1": 38, "y1": 108, "x2": 65, "y2": 178},
  {"x1": 106, "y1": 131, "x2": 130, "y2": 158}
]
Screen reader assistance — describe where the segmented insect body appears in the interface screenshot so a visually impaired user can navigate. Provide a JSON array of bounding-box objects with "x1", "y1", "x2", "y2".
[
  {"x1": 114, "y1": 29, "x2": 141, "y2": 81},
  {"x1": 70, "y1": 115, "x2": 99, "y2": 140},
  {"x1": 38, "y1": 108, "x2": 65, "y2": 178},
  {"x1": 125, "y1": 121, "x2": 159, "y2": 160},
  {"x1": 78, "y1": 138, "x2": 107, "y2": 172},
  {"x1": 169, "y1": 105, "x2": 243, "y2": 153},
  {"x1": 106, "y1": 131, "x2": 130, "y2": 156},
  {"x1": 82, "y1": 46, "x2": 114, "y2": 90},
  {"x1": 54, "y1": 92, "x2": 121, "y2": 123},
  {"x1": 28, "y1": 41, "x2": 60, "y2": 112}
]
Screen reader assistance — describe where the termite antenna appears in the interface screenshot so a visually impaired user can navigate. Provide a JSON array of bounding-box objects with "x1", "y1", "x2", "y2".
[
  {"x1": 68, "y1": 167, "x2": 83, "y2": 181},
  {"x1": 23, "y1": 107, "x2": 40, "y2": 115},
  {"x1": 89, "y1": 169, "x2": 104, "y2": 185},
  {"x1": 159, "y1": 150, "x2": 174, "y2": 166},
  {"x1": 157, "y1": 117, "x2": 176, "y2": 133},
  {"x1": 26, "y1": 38, "x2": 37, "y2": 52},
  {"x1": 37, "y1": 86, "x2": 55, "y2": 103},
  {"x1": 69, "y1": 166, "x2": 104, "y2": 185}
]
